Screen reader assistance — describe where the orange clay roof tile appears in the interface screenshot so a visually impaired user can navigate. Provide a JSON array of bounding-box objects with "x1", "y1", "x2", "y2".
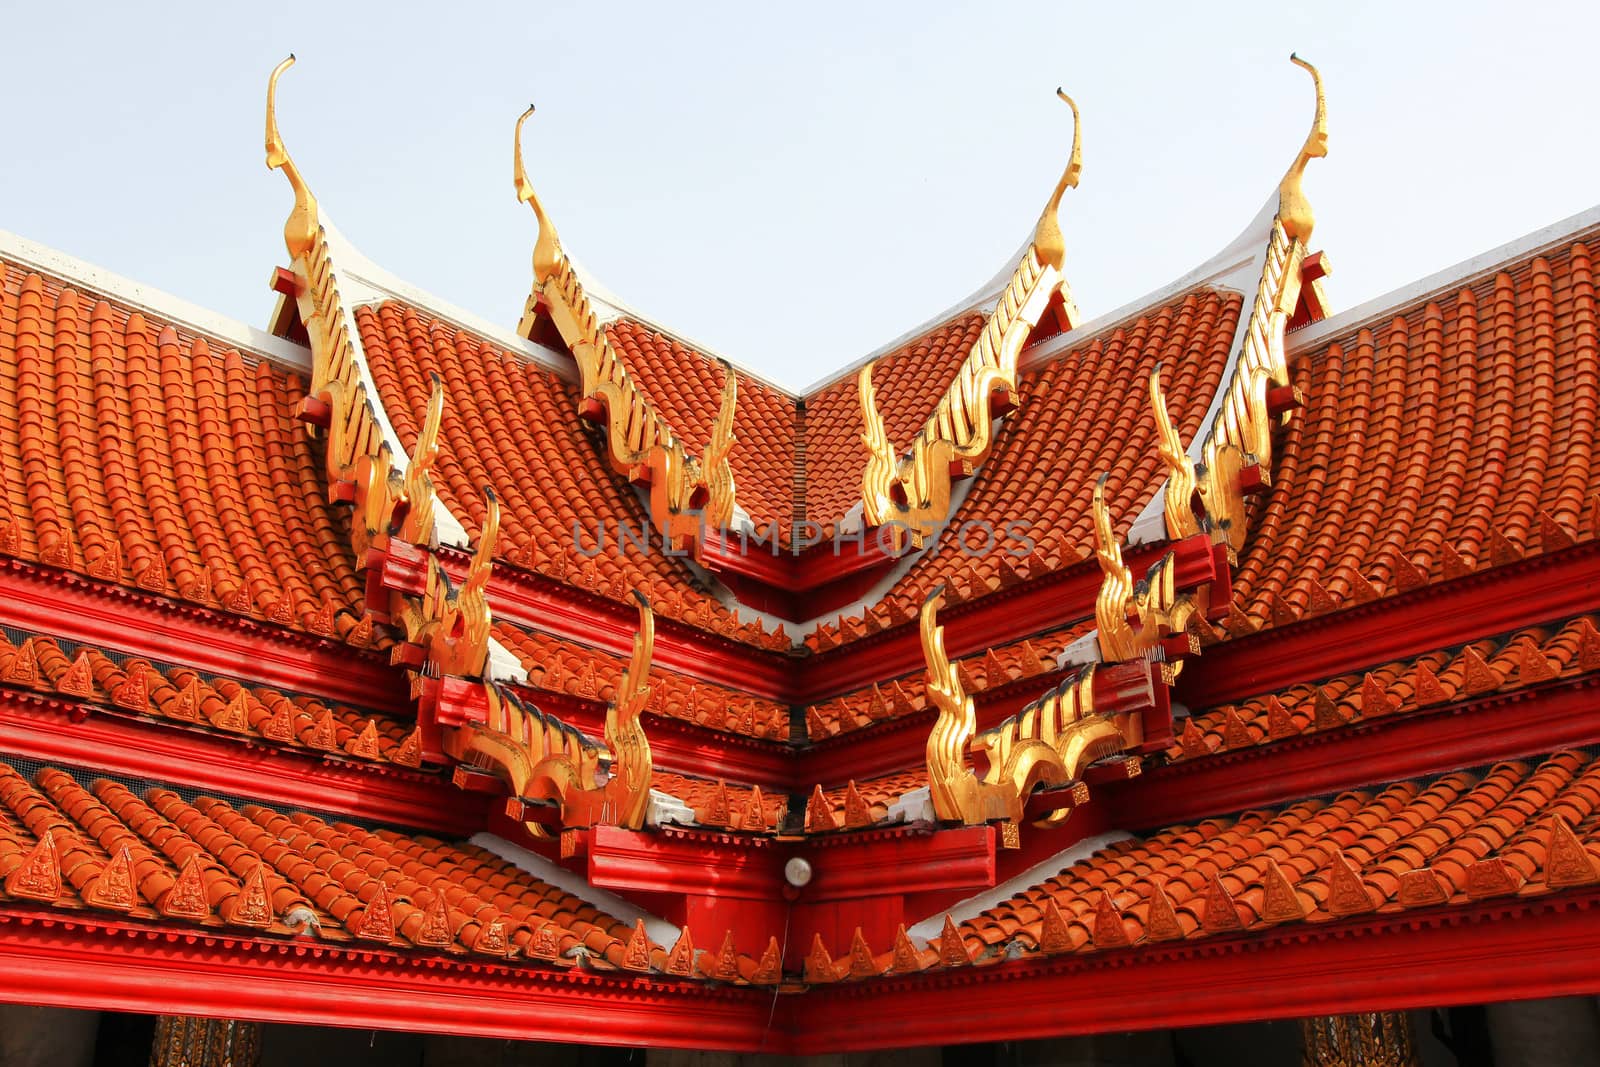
[
  {"x1": 1226, "y1": 240, "x2": 1600, "y2": 638},
  {"x1": 0, "y1": 760, "x2": 771, "y2": 979},
  {"x1": 0, "y1": 260, "x2": 374, "y2": 645}
]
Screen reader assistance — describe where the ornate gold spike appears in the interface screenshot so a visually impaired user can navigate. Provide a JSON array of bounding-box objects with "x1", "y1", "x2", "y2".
[
  {"x1": 1032, "y1": 89, "x2": 1083, "y2": 273},
  {"x1": 1149, "y1": 364, "x2": 1200, "y2": 540},
  {"x1": 513, "y1": 104, "x2": 563, "y2": 286},
  {"x1": 410, "y1": 488, "x2": 498, "y2": 677},
  {"x1": 265, "y1": 56, "x2": 318, "y2": 261},
  {"x1": 1278, "y1": 54, "x2": 1327, "y2": 244},
  {"x1": 920, "y1": 587, "x2": 1131, "y2": 828},
  {"x1": 697, "y1": 361, "x2": 738, "y2": 530},
  {"x1": 601, "y1": 591, "x2": 656, "y2": 829},
  {"x1": 855, "y1": 86, "x2": 1079, "y2": 546},
  {"x1": 1092, "y1": 475, "x2": 1139, "y2": 662},
  {"x1": 398, "y1": 375, "x2": 445, "y2": 545}
]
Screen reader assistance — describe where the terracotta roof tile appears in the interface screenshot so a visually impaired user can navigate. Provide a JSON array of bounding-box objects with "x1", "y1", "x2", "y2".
[
  {"x1": 806, "y1": 288, "x2": 1241, "y2": 650},
  {"x1": 1227, "y1": 241, "x2": 1600, "y2": 636},
  {"x1": 0, "y1": 260, "x2": 373, "y2": 644}
]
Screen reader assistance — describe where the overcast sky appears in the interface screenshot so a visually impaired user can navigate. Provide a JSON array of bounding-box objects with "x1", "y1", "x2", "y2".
[{"x1": 3, "y1": 2, "x2": 1596, "y2": 391}]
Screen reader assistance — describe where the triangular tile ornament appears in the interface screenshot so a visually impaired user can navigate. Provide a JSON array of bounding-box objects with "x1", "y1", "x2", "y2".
[
  {"x1": 227, "y1": 865, "x2": 273, "y2": 928},
  {"x1": 214, "y1": 690, "x2": 250, "y2": 733},
  {"x1": 665, "y1": 928, "x2": 695, "y2": 977},
  {"x1": 530, "y1": 923, "x2": 561, "y2": 961},
  {"x1": 354, "y1": 881, "x2": 395, "y2": 942},
  {"x1": 348, "y1": 616, "x2": 374, "y2": 648},
  {"x1": 1576, "y1": 619, "x2": 1600, "y2": 674},
  {"x1": 1019, "y1": 640, "x2": 1049, "y2": 677},
  {"x1": 1396, "y1": 868, "x2": 1450, "y2": 907},
  {"x1": 474, "y1": 921, "x2": 509, "y2": 956},
  {"x1": 753, "y1": 936, "x2": 783, "y2": 984},
  {"x1": 1518, "y1": 640, "x2": 1558, "y2": 685},
  {"x1": 1179, "y1": 719, "x2": 1210, "y2": 758},
  {"x1": 706, "y1": 781, "x2": 731, "y2": 827},
  {"x1": 1038, "y1": 898, "x2": 1074, "y2": 953},
  {"x1": 2, "y1": 638, "x2": 39, "y2": 686},
  {"x1": 4, "y1": 831, "x2": 62, "y2": 902},
  {"x1": 1361, "y1": 674, "x2": 1397, "y2": 718},
  {"x1": 1305, "y1": 577, "x2": 1338, "y2": 615},
  {"x1": 1269, "y1": 593, "x2": 1299, "y2": 629},
  {"x1": 0, "y1": 520, "x2": 19, "y2": 556},
  {"x1": 1544, "y1": 816, "x2": 1600, "y2": 888},
  {"x1": 86, "y1": 845, "x2": 138, "y2": 911},
  {"x1": 1392, "y1": 553, "x2": 1427, "y2": 592},
  {"x1": 1441, "y1": 542, "x2": 1473, "y2": 581},
  {"x1": 1348, "y1": 572, "x2": 1381, "y2": 605},
  {"x1": 309, "y1": 709, "x2": 339, "y2": 750},
  {"x1": 1260, "y1": 859, "x2": 1307, "y2": 923},
  {"x1": 805, "y1": 705, "x2": 829, "y2": 740},
  {"x1": 938, "y1": 915, "x2": 972, "y2": 967},
  {"x1": 1222, "y1": 707, "x2": 1253, "y2": 750},
  {"x1": 56, "y1": 651, "x2": 94, "y2": 698},
  {"x1": 843, "y1": 781, "x2": 873, "y2": 828},
  {"x1": 1092, "y1": 891, "x2": 1131, "y2": 948},
  {"x1": 1311, "y1": 687, "x2": 1347, "y2": 731},
  {"x1": 162, "y1": 855, "x2": 211, "y2": 920},
  {"x1": 1539, "y1": 510, "x2": 1576, "y2": 552},
  {"x1": 1413, "y1": 663, "x2": 1451, "y2": 706},
  {"x1": 846, "y1": 927, "x2": 878, "y2": 978},
  {"x1": 418, "y1": 894, "x2": 453, "y2": 948},
  {"x1": 1488, "y1": 528, "x2": 1523, "y2": 567},
  {"x1": 1202, "y1": 874, "x2": 1244, "y2": 932},
  {"x1": 266, "y1": 594, "x2": 295, "y2": 626},
  {"x1": 1145, "y1": 879, "x2": 1184, "y2": 941},
  {"x1": 806, "y1": 785, "x2": 837, "y2": 832},
  {"x1": 170, "y1": 678, "x2": 203, "y2": 723},
  {"x1": 136, "y1": 551, "x2": 167, "y2": 592},
  {"x1": 889, "y1": 924, "x2": 920, "y2": 973},
  {"x1": 804, "y1": 934, "x2": 837, "y2": 983},
  {"x1": 1459, "y1": 646, "x2": 1504, "y2": 696},
  {"x1": 347, "y1": 720, "x2": 382, "y2": 760},
  {"x1": 1324, "y1": 852, "x2": 1377, "y2": 917},
  {"x1": 262, "y1": 702, "x2": 294, "y2": 743},
  {"x1": 710, "y1": 931, "x2": 741, "y2": 981},
  {"x1": 740, "y1": 785, "x2": 767, "y2": 831},
  {"x1": 111, "y1": 665, "x2": 148, "y2": 711},
  {"x1": 1265, "y1": 696, "x2": 1298, "y2": 740},
  {"x1": 1464, "y1": 857, "x2": 1524, "y2": 899},
  {"x1": 392, "y1": 727, "x2": 422, "y2": 768},
  {"x1": 307, "y1": 600, "x2": 336, "y2": 637},
  {"x1": 622, "y1": 919, "x2": 652, "y2": 971}
]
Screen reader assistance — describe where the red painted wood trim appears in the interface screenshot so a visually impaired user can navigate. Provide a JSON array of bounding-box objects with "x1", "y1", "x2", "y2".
[
  {"x1": 798, "y1": 825, "x2": 996, "y2": 901},
  {"x1": 0, "y1": 694, "x2": 485, "y2": 835},
  {"x1": 786, "y1": 891, "x2": 1600, "y2": 1053},
  {"x1": 1179, "y1": 542, "x2": 1600, "y2": 709},
  {"x1": 0, "y1": 563, "x2": 407, "y2": 716},
  {"x1": 587, "y1": 826, "x2": 784, "y2": 900},
  {"x1": 0, "y1": 912, "x2": 771, "y2": 1051},
  {"x1": 1111, "y1": 675, "x2": 1600, "y2": 830}
]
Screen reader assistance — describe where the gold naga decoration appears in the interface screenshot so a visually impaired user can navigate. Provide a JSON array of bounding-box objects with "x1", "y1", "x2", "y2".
[
  {"x1": 513, "y1": 105, "x2": 738, "y2": 543},
  {"x1": 921, "y1": 588, "x2": 1130, "y2": 826},
  {"x1": 1192, "y1": 54, "x2": 1327, "y2": 552},
  {"x1": 446, "y1": 592, "x2": 657, "y2": 834},
  {"x1": 265, "y1": 55, "x2": 444, "y2": 560},
  {"x1": 1091, "y1": 474, "x2": 1198, "y2": 668},
  {"x1": 268, "y1": 60, "x2": 653, "y2": 832},
  {"x1": 860, "y1": 90, "x2": 1082, "y2": 548}
]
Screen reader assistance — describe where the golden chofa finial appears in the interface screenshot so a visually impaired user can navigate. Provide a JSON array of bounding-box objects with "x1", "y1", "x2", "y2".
[
  {"x1": 514, "y1": 104, "x2": 563, "y2": 285},
  {"x1": 1278, "y1": 53, "x2": 1327, "y2": 244},
  {"x1": 1032, "y1": 88, "x2": 1082, "y2": 273},
  {"x1": 265, "y1": 55, "x2": 318, "y2": 261}
]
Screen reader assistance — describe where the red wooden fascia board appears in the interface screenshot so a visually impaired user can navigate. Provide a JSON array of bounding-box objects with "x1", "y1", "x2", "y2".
[
  {"x1": 1179, "y1": 541, "x2": 1600, "y2": 709},
  {"x1": 0, "y1": 912, "x2": 773, "y2": 1051},
  {"x1": 1111, "y1": 674, "x2": 1600, "y2": 829},
  {"x1": 587, "y1": 825, "x2": 785, "y2": 899},
  {"x1": 798, "y1": 825, "x2": 996, "y2": 901},
  {"x1": 0, "y1": 563, "x2": 406, "y2": 716},
  {"x1": 700, "y1": 527, "x2": 899, "y2": 595},
  {"x1": 784, "y1": 890, "x2": 1600, "y2": 1053},
  {"x1": 0, "y1": 694, "x2": 486, "y2": 835}
]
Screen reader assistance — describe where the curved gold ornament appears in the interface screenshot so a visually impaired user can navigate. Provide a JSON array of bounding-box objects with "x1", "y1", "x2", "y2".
[
  {"x1": 920, "y1": 589, "x2": 1131, "y2": 828},
  {"x1": 397, "y1": 375, "x2": 445, "y2": 546},
  {"x1": 858, "y1": 88, "x2": 1080, "y2": 546},
  {"x1": 1092, "y1": 475, "x2": 1140, "y2": 663},
  {"x1": 265, "y1": 55, "x2": 317, "y2": 261},
  {"x1": 514, "y1": 106, "x2": 738, "y2": 550},
  {"x1": 1278, "y1": 54, "x2": 1327, "y2": 244},
  {"x1": 1150, "y1": 364, "x2": 1201, "y2": 541}
]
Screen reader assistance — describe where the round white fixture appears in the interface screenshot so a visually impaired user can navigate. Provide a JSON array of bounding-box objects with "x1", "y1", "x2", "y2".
[{"x1": 784, "y1": 857, "x2": 814, "y2": 888}]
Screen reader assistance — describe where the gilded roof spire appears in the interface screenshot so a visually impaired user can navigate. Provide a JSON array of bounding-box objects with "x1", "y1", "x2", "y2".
[
  {"x1": 264, "y1": 55, "x2": 318, "y2": 261},
  {"x1": 1278, "y1": 53, "x2": 1327, "y2": 243},
  {"x1": 1032, "y1": 89, "x2": 1083, "y2": 272},
  {"x1": 514, "y1": 104, "x2": 564, "y2": 285}
]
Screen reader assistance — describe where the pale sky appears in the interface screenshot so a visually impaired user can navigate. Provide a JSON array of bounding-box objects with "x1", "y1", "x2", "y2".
[{"x1": 3, "y1": 1, "x2": 1596, "y2": 391}]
